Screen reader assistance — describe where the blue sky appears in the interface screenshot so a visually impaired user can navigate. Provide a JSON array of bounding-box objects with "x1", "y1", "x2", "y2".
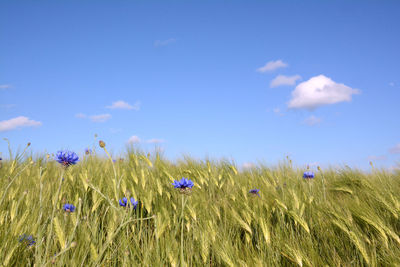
[{"x1": 1, "y1": 0, "x2": 399, "y2": 171}]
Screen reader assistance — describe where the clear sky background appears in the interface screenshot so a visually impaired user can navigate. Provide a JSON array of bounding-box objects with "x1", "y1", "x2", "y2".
[{"x1": 1, "y1": 0, "x2": 399, "y2": 171}]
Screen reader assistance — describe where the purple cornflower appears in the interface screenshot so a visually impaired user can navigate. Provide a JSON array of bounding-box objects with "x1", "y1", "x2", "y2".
[
  {"x1": 303, "y1": 171, "x2": 315, "y2": 179},
  {"x1": 19, "y1": 234, "x2": 36, "y2": 247},
  {"x1": 55, "y1": 151, "x2": 79, "y2": 167},
  {"x1": 119, "y1": 197, "x2": 138, "y2": 209},
  {"x1": 249, "y1": 188, "x2": 260, "y2": 197},
  {"x1": 63, "y1": 203, "x2": 76, "y2": 212}
]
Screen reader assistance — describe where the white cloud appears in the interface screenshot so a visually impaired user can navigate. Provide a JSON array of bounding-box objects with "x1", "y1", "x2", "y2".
[
  {"x1": 128, "y1": 135, "x2": 141, "y2": 144},
  {"x1": 270, "y1": 75, "x2": 301, "y2": 88},
  {"x1": 0, "y1": 104, "x2": 16, "y2": 109},
  {"x1": 272, "y1": 107, "x2": 284, "y2": 116},
  {"x1": 302, "y1": 115, "x2": 322, "y2": 126},
  {"x1": 389, "y1": 144, "x2": 400, "y2": 154},
  {"x1": 0, "y1": 84, "x2": 11, "y2": 90},
  {"x1": 288, "y1": 75, "x2": 360, "y2": 110},
  {"x1": 257, "y1": 60, "x2": 288, "y2": 73},
  {"x1": 154, "y1": 38, "x2": 176, "y2": 47},
  {"x1": 242, "y1": 162, "x2": 255, "y2": 169},
  {"x1": 146, "y1": 139, "x2": 165, "y2": 144},
  {"x1": 388, "y1": 165, "x2": 400, "y2": 173},
  {"x1": 110, "y1": 128, "x2": 122, "y2": 134},
  {"x1": 0, "y1": 116, "x2": 42, "y2": 132},
  {"x1": 106, "y1": 100, "x2": 140, "y2": 110},
  {"x1": 89, "y1": 114, "x2": 111, "y2": 122},
  {"x1": 389, "y1": 82, "x2": 395, "y2": 87},
  {"x1": 75, "y1": 113, "x2": 87, "y2": 118},
  {"x1": 367, "y1": 155, "x2": 387, "y2": 161},
  {"x1": 76, "y1": 113, "x2": 111, "y2": 122}
]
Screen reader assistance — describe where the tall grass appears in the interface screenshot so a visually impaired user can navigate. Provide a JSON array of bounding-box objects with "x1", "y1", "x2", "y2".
[{"x1": 0, "y1": 147, "x2": 399, "y2": 266}]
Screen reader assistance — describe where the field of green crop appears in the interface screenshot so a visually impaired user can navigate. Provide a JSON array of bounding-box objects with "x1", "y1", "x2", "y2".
[{"x1": 1, "y1": 141, "x2": 400, "y2": 266}]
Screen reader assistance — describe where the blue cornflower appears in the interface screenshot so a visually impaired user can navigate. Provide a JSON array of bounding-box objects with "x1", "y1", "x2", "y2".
[
  {"x1": 63, "y1": 203, "x2": 76, "y2": 212},
  {"x1": 19, "y1": 234, "x2": 36, "y2": 247},
  {"x1": 130, "y1": 197, "x2": 138, "y2": 209},
  {"x1": 249, "y1": 188, "x2": 260, "y2": 197},
  {"x1": 55, "y1": 150, "x2": 79, "y2": 167},
  {"x1": 172, "y1": 177, "x2": 194, "y2": 189},
  {"x1": 119, "y1": 197, "x2": 128, "y2": 207},
  {"x1": 119, "y1": 197, "x2": 138, "y2": 209},
  {"x1": 172, "y1": 177, "x2": 194, "y2": 194},
  {"x1": 303, "y1": 171, "x2": 315, "y2": 179}
]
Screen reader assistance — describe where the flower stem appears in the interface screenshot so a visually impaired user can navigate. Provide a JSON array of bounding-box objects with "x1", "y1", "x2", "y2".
[{"x1": 180, "y1": 194, "x2": 185, "y2": 267}]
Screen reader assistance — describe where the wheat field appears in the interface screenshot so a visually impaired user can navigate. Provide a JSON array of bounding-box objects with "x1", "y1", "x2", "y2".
[{"x1": 1, "y1": 142, "x2": 400, "y2": 267}]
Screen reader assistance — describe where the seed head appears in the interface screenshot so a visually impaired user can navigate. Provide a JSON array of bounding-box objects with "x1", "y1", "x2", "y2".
[{"x1": 99, "y1": 140, "x2": 106, "y2": 148}]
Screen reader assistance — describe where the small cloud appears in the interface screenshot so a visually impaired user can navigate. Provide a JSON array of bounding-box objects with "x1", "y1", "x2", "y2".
[
  {"x1": 106, "y1": 100, "x2": 140, "y2": 110},
  {"x1": 389, "y1": 165, "x2": 400, "y2": 173},
  {"x1": 272, "y1": 107, "x2": 284, "y2": 116},
  {"x1": 154, "y1": 38, "x2": 176, "y2": 47},
  {"x1": 90, "y1": 114, "x2": 111, "y2": 123},
  {"x1": 110, "y1": 128, "x2": 123, "y2": 134},
  {"x1": 302, "y1": 115, "x2": 322, "y2": 126},
  {"x1": 270, "y1": 75, "x2": 301, "y2": 88},
  {"x1": 0, "y1": 84, "x2": 11, "y2": 90},
  {"x1": 76, "y1": 113, "x2": 111, "y2": 122},
  {"x1": 367, "y1": 155, "x2": 387, "y2": 161},
  {"x1": 389, "y1": 144, "x2": 400, "y2": 154},
  {"x1": 75, "y1": 113, "x2": 87, "y2": 119},
  {"x1": 389, "y1": 82, "x2": 395, "y2": 87},
  {"x1": 288, "y1": 75, "x2": 360, "y2": 110},
  {"x1": 257, "y1": 60, "x2": 288, "y2": 73},
  {"x1": 128, "y1": 135, "x2": 141, "y2": 144},
  {"x1": 243, "y1": 162, "x2": 255, "y2": 169},
  {"x1": 0, "y1": 104, "x2": 16, "y2": 109},
  {"x1": 0, "y1": 116, "x2": 42, "y2": 132},
  {"x1": 146, "y1": 138, "x2": 165, "y2": 144}
]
